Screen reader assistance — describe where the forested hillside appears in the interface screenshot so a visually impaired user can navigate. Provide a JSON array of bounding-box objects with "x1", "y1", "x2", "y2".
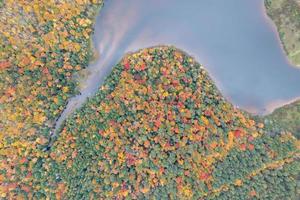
[
  {"x1": 0, "y1": 1, "x2": 299, "y2": 199},
  {"x1": 31, "y1": 47, "x2": 299, "y2": 199}
]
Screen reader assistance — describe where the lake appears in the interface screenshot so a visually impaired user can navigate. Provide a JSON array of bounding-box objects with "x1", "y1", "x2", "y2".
[{"x1": 55, "y1": 0, "x2": 300, "y2": 131}]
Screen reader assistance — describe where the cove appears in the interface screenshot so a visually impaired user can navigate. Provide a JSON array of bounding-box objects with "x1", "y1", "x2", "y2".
[{"x1": 55, "y1": 0, "x2": 300, "y2": 132}]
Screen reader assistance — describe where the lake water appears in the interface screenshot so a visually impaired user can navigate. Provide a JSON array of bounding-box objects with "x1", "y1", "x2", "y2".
[{"x1": 55, "y1": 0, "x2": 300, "y2": 131}]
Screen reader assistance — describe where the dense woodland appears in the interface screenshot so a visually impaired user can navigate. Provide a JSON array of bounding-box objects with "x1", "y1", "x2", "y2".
[
  {"x1": 263, "y1": 100, "x2": 300, "y2": 139},
  {"x1": 0, "y1": 0, "x2": 103, "y2": 198},
  {"x1": 0, "y1": 0, "x2": 299, "y2": 199},
  {"x1": 30, "y1": 47, "x2": 300, "y2": 199}
]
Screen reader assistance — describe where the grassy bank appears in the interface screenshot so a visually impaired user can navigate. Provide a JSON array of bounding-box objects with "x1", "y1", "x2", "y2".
[
  {"x1": 264, "y1": 0, "x2": 300, "y2": 138},
  {"x1": 265, "y1": 0, "x2": 300, "y2": 67}
]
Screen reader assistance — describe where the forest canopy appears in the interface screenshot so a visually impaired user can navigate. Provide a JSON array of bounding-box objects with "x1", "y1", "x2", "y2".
[
  {"x1": 31, "y1": 47, "x2": 299, "y2": 199},
  {"x1": 0, "y1": 0, "x2": 299, "y2": 199}
]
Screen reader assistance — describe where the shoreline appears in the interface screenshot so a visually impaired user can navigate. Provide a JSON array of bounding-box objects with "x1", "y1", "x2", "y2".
[
  {"x1": 263, "y1": 0, "x2": 300, "y2": 68},
  {"x1": 49, "y1": 0, "x2": 300, "y2": 146}
]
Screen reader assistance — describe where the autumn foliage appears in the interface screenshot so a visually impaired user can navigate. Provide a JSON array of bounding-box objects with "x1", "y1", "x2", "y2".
[
  {"x1": 0, "y1": 0, "x2": 299, "y2": 199},
  {"x1": 0, "y1": 0, "x2": 103, "y2": 198},
  {"x1": 32, "y1": 47, "x2": 299, "y2": 199}
]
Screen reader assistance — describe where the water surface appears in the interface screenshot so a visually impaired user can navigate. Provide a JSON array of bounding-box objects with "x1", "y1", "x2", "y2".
[{"x1": 55, "y1": 0, "x2": 300, "y2": 131}]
